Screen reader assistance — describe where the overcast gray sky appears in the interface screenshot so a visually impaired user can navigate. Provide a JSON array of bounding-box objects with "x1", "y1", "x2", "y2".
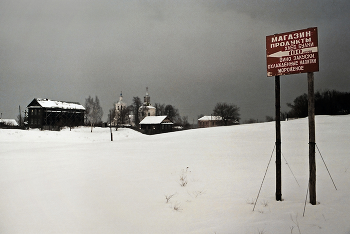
[{"x1": 1, "y1": 0, "x2": 350, "y2": 123}]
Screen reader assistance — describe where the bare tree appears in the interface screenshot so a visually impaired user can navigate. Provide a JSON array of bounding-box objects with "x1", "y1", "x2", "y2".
[
  {"x1": 116, "y1": 105, "x2": 130, "y2": 127},
  {"x1": 181, "y1": 116, "x2": 191, "y2": 129},
  {"x1": 85, "y1": 96, "x2": 94, "y2": 127},
  {"x1": 132, "y1": 96, "x2": 142, "y2": 127},
  {"x1": 85, "y1": 95, "x2": 103, "y2": 132},
  {"x1": 213, "y1": 102, "x2": 240, "y2": 125},
  {"x1": 108, "y1": 105, "x2": 116, "y2": 126},
  {"x1": 94, "y1": 96, "x2": 103, "y2": 124},
  {"x1": 17, "y1": 105, "x2": 24, "y2": 128},
  {"x1": 164, "y1": 104, "x2": 180, "y2": 123},
  {"x1": 155, "y1": 103, "x2": 165, "y2": 116}
]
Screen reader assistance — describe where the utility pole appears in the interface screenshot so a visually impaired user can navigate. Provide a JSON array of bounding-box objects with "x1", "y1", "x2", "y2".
[
  {"x1": 275, "y1": 75, "x2": 282, "y2": 201},
  {"x1": 308, "y1": 72, "x2": 316, "y2": 205},
  {"x1": 19, "y1": 106, "x2": 22, "y2": 127}
]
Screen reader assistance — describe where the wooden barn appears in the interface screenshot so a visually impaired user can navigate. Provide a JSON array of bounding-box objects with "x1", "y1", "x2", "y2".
[
  {"x1": 139, "y1": 116, "x2": 173, "y2": 134},
  {"x1": 27, "y1": 98, "x2": 85, "y2": 130}
]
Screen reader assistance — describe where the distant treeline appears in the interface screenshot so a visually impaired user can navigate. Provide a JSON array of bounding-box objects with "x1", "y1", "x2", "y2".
[{"x1": 286, "y1": 90, "x2": 350, "y2": 118}]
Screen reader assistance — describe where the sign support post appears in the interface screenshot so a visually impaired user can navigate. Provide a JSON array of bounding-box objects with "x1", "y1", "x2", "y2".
[
  {"x1": 266, "y1": 27, "x2": 319, "y2": 204},
  {"x1": 308, "y1": 72, "x2": 316, "y2": 205},
  {"x1": 275, "y1": 75, "x2": 282, "y2": 201}
]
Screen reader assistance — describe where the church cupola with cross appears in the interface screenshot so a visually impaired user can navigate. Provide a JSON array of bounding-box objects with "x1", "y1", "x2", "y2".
[
  {"x1": 144, "y1": 87, "x2": 151, "y2": 106},
  {"x1": 139, "y1": 87, "x2": 156, "y2": 121},
  {"x1": 116, "y1": 91, "x2": 126, "y2": 111}
]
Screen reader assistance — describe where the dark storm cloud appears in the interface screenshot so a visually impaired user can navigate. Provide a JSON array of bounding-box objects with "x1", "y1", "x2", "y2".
[{"x1": 1, "y1": 0, "x2": 350, "y2": 122}]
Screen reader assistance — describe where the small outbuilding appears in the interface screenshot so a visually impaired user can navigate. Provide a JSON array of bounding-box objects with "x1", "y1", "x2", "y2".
[
  {"x1": 0, "y1": 119, "x2": 19, "y2": 128},
  {"x1": 139, "y1": 116, "x2": 173, "y2": 134},
  {"x1": 198, "y1": 116, "x2": 224, "y2": 128},
  {"x1": 27, "y1": 98, "x2": 85, "y2": 130}
]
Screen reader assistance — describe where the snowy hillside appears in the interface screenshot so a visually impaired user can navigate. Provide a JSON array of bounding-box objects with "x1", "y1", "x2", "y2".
[{"x1": 0, "y1": 116, "x2": 349, "y2": 234}]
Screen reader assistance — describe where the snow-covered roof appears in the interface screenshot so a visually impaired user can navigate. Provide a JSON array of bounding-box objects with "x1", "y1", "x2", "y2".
[
  {"x1": 139, "y1": 116, "x2": 173, "y2": 125},
  {"x1": 198, "y1": 116, "x2": 222, "y2": 121},
  {"x1": 139, "y1": 105, "x2": 156, "y2": 110},
  {"x1": 0, "y1": 119, "x2": 19, "y2": 126},
  {"x1": 28, "y1": 98, "x2": 85, "y2": 110}
]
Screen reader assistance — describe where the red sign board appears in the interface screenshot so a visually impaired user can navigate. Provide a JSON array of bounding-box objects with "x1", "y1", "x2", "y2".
[{"x1": 266, "y1": 27, "x2": 319, "y2": 77}]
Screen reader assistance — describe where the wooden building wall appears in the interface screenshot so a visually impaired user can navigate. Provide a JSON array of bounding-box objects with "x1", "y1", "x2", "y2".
[{"x1": 28, "y1": 107, "x2": 84, "y2": 130}]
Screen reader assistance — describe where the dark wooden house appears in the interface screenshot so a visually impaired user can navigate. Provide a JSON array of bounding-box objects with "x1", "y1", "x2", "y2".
[
  {"x1": 27, "y1": 98, "x2": 85, "y2": 130},
  {"x1": 139, "y1": 116, "x2": 173, "y2": 134}
]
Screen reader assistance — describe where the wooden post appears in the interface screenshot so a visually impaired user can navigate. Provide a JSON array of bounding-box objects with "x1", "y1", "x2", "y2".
[
  {"x1": 308, "y1": 72, "x2": 316, "y2": 205},
  {"x1": 275, "y1": 75, "x2": 282, "y2": 201},
  {"x1": 110, "y1": 110, "x2": 113, "y2": 141}
]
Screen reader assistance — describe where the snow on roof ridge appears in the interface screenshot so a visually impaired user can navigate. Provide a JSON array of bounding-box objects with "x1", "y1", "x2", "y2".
[
  {"x1": 34, "y1": 98, "x2": 85, "y2": 110},
  {"x1": 36, "y1": 98, "x2": 81, "y2": 104},
  {"x1": 139, "y1": 115, "x2": 171, "y2": 124},
  {"x1": 198, "y1": 116, "x2": 222, "y2": 121}
]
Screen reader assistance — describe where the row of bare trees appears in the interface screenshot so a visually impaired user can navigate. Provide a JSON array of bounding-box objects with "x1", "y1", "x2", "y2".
[
  {"x1": 286, "y1": 89, "x2": 350, "y2": 118},
  {"x1": 85, "y1": 94, "x2": 242, "y2": 131}
]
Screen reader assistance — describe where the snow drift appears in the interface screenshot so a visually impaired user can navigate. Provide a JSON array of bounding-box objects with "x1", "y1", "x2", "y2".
[{"x1": 0, "y1": 115, "x2": 349, "y2": 233}]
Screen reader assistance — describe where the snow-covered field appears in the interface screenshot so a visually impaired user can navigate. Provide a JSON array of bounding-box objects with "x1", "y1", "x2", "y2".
[{"x1": 1, "y1": 115, "x2": 349, "y2": 234}]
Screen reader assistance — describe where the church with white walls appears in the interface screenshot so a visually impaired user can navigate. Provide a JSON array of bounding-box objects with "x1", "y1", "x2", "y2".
[
  {"x1": 112, "y1": 92, "x2": 128, "y2": 126},
  {"x1": 112, "y1": 88, "x2": 156, "y2": 127},
  {"x1": 115, "y1": 92, "x2": 127, "y2": 114},
  {"x1": 139, "y1": 87, "x2": 156, "y2": 121}
]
